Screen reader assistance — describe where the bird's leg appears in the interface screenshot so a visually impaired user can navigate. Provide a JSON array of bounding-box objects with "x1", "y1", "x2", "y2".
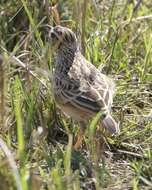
[
  {"x1": 95, "y1": 128, "x2": 106, "y2": 157},
  {"x1": 73, "y1": 122, "x2": 86, "y2": 150},
  {"x1": 94, "y1": 124, "x2": 109, "y2": 158}
]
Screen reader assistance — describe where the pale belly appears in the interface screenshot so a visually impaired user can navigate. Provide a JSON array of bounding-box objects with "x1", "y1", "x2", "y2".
[
  {"x1": 54, "y1": 92, "x2": 94, "y2": 121},
  {"x1": 59, "y1": 103, "x2": 93, "y2": 121}
]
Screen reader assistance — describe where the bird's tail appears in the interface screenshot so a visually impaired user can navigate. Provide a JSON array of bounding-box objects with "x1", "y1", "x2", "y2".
[{"x1": 101, "y1": 114, "x2": 120, "y2": 135}]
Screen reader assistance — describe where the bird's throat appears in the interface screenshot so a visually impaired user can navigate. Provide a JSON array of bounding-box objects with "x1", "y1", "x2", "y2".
[{"x1": 55, "y1": 45, "x2": 77, "y2": 74}]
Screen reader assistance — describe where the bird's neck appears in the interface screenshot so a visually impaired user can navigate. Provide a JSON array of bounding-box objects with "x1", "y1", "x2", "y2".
[{"x1": 55, "y1": 44, "x2": 78, "y2": 74}]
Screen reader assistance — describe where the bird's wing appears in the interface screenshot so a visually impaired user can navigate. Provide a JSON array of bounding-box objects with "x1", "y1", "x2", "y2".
[{"x1": 58, "y1": 52, "x2": 115, "y2": 114}]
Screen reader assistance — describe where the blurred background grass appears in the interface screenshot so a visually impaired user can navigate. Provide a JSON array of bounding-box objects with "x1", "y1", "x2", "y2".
[{"x1": 0, "y1": 0, "x2": 152, "y2": 189}]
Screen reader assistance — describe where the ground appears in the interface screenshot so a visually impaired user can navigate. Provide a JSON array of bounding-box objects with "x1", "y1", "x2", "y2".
[{"x1": 0, "y1": 0, "x2": 152, "y2": 189}]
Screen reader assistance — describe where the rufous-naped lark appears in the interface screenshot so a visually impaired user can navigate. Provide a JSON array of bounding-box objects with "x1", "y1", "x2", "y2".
[{"x1": 49, "y1": 25, "x2": 119, "y2": 148}]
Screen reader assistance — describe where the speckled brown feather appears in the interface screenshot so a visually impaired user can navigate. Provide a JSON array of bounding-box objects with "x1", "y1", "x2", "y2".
[{"x1": 50, "y1": 25, "x2": 119, "y2": 134}]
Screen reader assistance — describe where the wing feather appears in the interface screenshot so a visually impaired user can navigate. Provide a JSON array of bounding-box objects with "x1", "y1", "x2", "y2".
[{"x1": 54, "y1": 51, "x2": 115, "y2": 114}]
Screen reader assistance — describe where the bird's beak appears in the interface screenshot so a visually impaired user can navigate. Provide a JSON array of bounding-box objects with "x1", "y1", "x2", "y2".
[{"x1": 44, "y1": 25, "x2": 54, "y2": 42}]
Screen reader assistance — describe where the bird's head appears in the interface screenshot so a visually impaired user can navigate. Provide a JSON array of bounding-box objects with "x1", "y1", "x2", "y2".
[{"x1": 49, "y1": 25, "x2": 77, "y2": 51}]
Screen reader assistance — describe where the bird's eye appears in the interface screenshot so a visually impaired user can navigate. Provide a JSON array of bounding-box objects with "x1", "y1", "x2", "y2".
[{"x1": 51, "y1": 32, "x2": 56, "y2": 39}]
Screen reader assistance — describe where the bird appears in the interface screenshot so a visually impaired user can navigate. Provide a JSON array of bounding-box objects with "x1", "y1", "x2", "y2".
[{"x1": 49, "y1": 25, "x2": 119, "y2": 149}]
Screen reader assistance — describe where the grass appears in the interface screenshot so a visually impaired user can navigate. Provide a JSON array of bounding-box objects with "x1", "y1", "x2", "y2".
[{"x1": 0, "y1": 0, "x2": 152, "y2": 189}]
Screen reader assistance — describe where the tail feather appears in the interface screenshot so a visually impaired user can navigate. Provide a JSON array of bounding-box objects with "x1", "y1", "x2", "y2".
[{"x1": 102, "y1": 114, "x2": 120, "y2": 135}]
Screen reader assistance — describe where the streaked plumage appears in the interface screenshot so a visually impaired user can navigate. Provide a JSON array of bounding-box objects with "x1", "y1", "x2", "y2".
[{"x1": 49, "y1": 25, "x2": 119, "y2": 137}]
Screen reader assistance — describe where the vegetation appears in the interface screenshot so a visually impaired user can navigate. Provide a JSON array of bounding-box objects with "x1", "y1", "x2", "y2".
[{"x1": 0, "y1": 0, "x2": 152, "y2": 189}]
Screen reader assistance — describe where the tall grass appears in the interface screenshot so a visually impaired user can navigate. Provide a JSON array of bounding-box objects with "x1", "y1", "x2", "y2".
[{"x1": 0, "y1": 0, "x2": 152, "y2": 189}]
